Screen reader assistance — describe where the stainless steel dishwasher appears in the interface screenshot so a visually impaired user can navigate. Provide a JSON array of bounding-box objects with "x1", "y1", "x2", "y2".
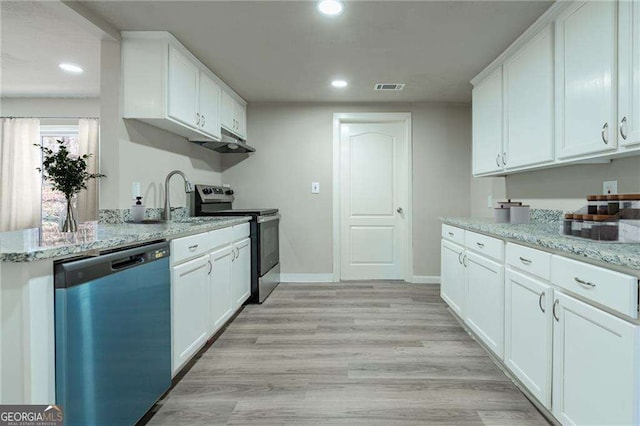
[{"x1": 54, "y1": 241, "x2": 171, "y2": 426}]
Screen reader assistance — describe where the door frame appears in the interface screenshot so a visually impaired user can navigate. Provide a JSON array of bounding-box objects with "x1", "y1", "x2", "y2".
[{"x1": 332, "y1": 112, "x2": 413, "y2": 282}]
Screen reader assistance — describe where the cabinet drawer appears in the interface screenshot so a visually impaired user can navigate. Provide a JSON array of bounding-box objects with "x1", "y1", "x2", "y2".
[
  {"x1": 442, "y1": 224, "x2": 465, "y2": 245},
  {"x1": 209, "y1": 227, "x2": 233, "y2": 250},
  {"x1": 232, "y1": 223, "x2": 250, "y2": 241},
  {"x1": 465, "y1": 231, "x2": 504, "y2": 262},
  {"x1": 171, "y1": 232, "x2": 211, "y2": 265},
  {"x1": 506, "y1": 243, "x2": 552, "y2": 281},
  {"x1": 551, "y1": 256, "x2": 638, "y2": 318}
]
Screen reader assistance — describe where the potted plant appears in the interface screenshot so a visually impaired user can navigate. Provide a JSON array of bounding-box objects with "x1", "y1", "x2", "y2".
[{"x1": 36, "y1": 140, "x2": 105, "y2": 232}]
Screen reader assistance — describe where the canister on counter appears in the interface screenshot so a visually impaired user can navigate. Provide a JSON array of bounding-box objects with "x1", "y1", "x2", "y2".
[
  {"x1": 619, "y1": 194, "x2": 640, "y2": 220},
  {"x1": 581, "y1": 215, "x2": 593, "y2": 238},
  {"x1": 587, "y1": 195, "x2": 598, "y2": 214},
  {"x1": 591, "y1": 215, "x2": 618, "y2": 241},
  {"x1": 494, "y1": 207, "x2": 510, "y2": 223},
  {"x1": 510, "y1": 205, "x2": 531, "y2": 225},
  {"x1": 607, "y1": 194, "x2": 620, "y2": 215},
  {"x1": 596, "y1": 195, "x2": 609, "y2": 215},
  {"x1": 571, "y1": 214, "x2": 583, "y2": 237},
  {"x1": 563, "y1": 214, "x2": 574, "y2": 236}
]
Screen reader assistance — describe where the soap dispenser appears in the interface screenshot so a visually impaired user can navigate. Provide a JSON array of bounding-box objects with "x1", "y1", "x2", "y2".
[{"x1": 131, "y1": 196, "x2": 145, "y2": 222}]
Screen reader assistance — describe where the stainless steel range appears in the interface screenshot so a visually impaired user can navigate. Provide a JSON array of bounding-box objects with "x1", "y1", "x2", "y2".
[{"x1": 191, "y1": 185, "x2": 280, "y2": 303}]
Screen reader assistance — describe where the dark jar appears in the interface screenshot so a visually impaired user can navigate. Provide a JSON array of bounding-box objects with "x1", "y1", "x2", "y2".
[
  {"x1": 596, "y1": 195, "x2": 609, "y2": 215},
  {"x1": 587, "y1": 195, "x2": 598, "y2": 214},
  {"x1": 607, "y1": 194, "x2": 620, "y2": 215},
  {"x1": 581, "y1": 215, "x2": 593, "y2": 238},
  {"x1": 563, "y1": 214, "x2": 574, "y2": 236},
  {"x1": 571, "y1": 215, "x2": 583, "y2": 237}
]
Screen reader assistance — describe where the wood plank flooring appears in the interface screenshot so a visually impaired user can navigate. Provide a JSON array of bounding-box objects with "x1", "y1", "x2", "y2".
[{"x1": 146, "y1": 282, "x2": 550, "y2": 425}]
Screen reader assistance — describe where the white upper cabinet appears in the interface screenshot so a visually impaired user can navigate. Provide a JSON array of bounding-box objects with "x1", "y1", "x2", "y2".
[
  {"x1": 221, "y1": 91, "x2": 247, "y2": 139},
  {"x1": 472, "y1": 67, "x2": 504, "y2": 175},
  {"x1": 167, "y1": 45, "x2": 200, "y2": 129},
  {"x1": 619, "y1": 0, "x2": 640, "y2": 147},
  {"x1": 122, "y1": 31, "x2": 245, "y2": 143},
  {"x1": 503, "y1": 25, "x2": 555, "y2": 169},
  {"x1": 555, "y1": 1, "x2": 617, "y2": 159},
  {"x1": 198, "y1": 71, "x2": 222, "y2": 140}
]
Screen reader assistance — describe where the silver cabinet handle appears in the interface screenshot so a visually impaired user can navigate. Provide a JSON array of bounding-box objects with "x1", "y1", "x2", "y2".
[
  {"x1": 448, "y1": 232, "x2": 454, "y2": 237},
  {"x1": 188, "y1": 244, "x2": 199, "y2": 250},
  {"x1": 207, "y1": 260, "x2": 212, "y2": 275},
  {"x1": 231, "y1": 248, "x2": 236, "y2": 261},
  {"x1": 462, "y1": 254, "x2": 468, "y2": 268},
  {"x1": 196, "y1": 112, "x2": 201, "y2": 126},
  {"x1": 476, "y1": 242, "x2": 484, "y2": 248},
  {"x1": 519, "y1": 256, "x2": 532, "y2": 265},
  {"x1": 602, "y1": 122, "x2": 609, "y2": 144},
  {"x1": 574, "y1": 277, "x2": 596, "y2": 288},
  {"x1": 620, "y1": 116, "x2": 627, "y2": 140},
  {"x1": 397, "y1": 207, "x2": 404, "y2": 214},
  {"x1": 552, "y1": 300, "x2": 559, "y2": 322},
  {"x1": 502, "y1": 152, "x2": 507, "y2": 166},
  {"x1": 201, "y1": 115, "x2": 205, "y2": 127},
  {"x1": 458, "y1": 252, "x2": 463, "y2": 264},
  {"x1": 496, "y1": 154, "x2": 501, "y2": 167},
  {"x1": 236, "y1": 246, "x2": 240, "y2": 258},
  {"x1": 539, "y1": 292, "x2": 545, "y2": 313}
]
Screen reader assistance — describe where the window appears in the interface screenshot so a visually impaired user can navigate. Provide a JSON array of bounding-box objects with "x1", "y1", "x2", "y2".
[{"x1": 39, "y1": 125, "x2": 80, "y2": 233}]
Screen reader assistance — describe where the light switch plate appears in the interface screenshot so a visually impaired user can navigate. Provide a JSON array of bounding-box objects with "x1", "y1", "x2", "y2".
[
  {"x1": 603, "y1": 180, "x2": 618, "y2": 195},
  {"x1": 312, "y1": 182, "x2": 320, "y2": 194}
]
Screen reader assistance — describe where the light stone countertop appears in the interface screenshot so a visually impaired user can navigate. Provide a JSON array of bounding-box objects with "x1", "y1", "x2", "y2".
[
  {"x1": 0, "y1": 216, "x2": 251, "y2": 263},
  {"x1": 442, "y1": 217, "x2": 640, "y2": 271}
]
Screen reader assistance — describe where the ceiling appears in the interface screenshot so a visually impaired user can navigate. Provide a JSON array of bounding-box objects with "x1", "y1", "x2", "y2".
[
  {"x1": 81, "y1": 0, "x2": 552, "y2": 103},
  {"x1": 0, "y1": 1, "x2": 101, "y2": 98}
]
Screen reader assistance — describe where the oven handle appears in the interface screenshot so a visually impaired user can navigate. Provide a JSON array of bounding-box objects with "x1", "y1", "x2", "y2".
[{"x1": 257, "y1": 214, "x2": 280, "y2": 224}]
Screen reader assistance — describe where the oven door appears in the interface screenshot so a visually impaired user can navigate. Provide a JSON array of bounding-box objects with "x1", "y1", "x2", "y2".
[{"x1": 257, "y1": 214, "x2": 280, "y2": 275}]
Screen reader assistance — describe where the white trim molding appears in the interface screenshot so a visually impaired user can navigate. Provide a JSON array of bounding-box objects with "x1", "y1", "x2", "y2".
[
  {"x1": 412, "y1": 276, "x2": 441, "y2": 284},
  {"x1": 332, "y1": 112, "x2": 413, "y2": 283},
  {"x1": 280, "y1": 273, "x2": 334, "y2": 283}
]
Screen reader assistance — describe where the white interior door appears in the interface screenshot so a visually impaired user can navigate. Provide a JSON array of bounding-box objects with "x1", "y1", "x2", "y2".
[{"x1": 339, "y1": 121, "x2": 408, "y2": 280}]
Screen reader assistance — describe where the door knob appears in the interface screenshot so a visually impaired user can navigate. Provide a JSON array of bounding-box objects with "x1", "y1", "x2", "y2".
[{"x1": 397, "y1": 207, "x2": 403, "y2": 214}]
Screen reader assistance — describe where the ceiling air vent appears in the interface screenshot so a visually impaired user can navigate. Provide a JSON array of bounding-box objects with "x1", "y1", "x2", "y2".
[{"x1": 374, "y1": 83, "x2": 406, "y2": 91}]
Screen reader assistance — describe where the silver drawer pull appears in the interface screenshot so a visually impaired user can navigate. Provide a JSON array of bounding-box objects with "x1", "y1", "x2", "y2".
[
  {"x1": 553, "y1": 300, "x2": 560, "y2": 322},
  {"x1": 188, "y1": 244, "x2": 199, "y2": 250},
  {"x1": 519, "y1": 256, "x2": 532, "y2": 265},
  {"x1": 601, "y1": 122, "x2": 609, "y2": 144},
  {"x1": 538, "y1": 292, "x2": 545, "y2": 313},
  {"x1": 476, "y1": 242, "x2": 485, "y2": 248},
  {"x1": 574, "y1": 277, "x2": 596, "y2": 288},
  {"x1": 448, "y1": 232, "x2": 454, "y2": 237}
]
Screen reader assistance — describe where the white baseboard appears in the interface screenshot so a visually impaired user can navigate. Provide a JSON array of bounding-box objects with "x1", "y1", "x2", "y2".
[
  {"x1": 280, "y1": 273, "x2": 334, "y2": 283},
  {"x1": 412, "y1": 275, "x2": 441, "y2": 284}
]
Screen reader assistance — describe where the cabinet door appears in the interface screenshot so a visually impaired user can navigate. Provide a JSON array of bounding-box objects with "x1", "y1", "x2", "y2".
[
  {"x1": 220, "y1": 90, "x2": 235, "y2": 133},
  {"x1": 556, "y1": 1, "x2": 617, "y2": 159},
  {"x1": 198, "y1": 72, "x2": 222, "y2": 140},
  {"x1": 209, "y1": 246, "x2": 233, "y2": 335},
  {"x1": 504, "y1": 25, "x2": 554, "y2": 169},
  {"x1": 552, "y1": 291, "x2": 639, "y2": 426},
  {"x1": 167, "y1": 45, "x2": 199, "y2": 128},
  {"x1": 171, "y1": 255, "x2": 209, "y2": 375},
  {"x1": 504, "y1": 269, "x2": 553, "y2": 408},
  {"x1": 465, "y1": 251, "x2": 505, "y2": 358},
  {"x1": 619, "y1": 0, "x2": 640, "y2": 147},
  {"x1": 234, "y1": 102, "x2": 247, "y2": 139},
  {"x1": 231, "y1": 238, "x2": 251, "y2": 309},
  {"x1": 440, "y1": 240, "x2": 466, "y2": 318},
  {"x1": 472, "y1": 67, "x2": 504, "y2": 175}
]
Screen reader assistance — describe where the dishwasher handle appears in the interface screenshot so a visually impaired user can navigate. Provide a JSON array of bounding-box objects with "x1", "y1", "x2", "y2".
[{"x1": 111, "y1": 254, "x2": 145, "y2": 271}]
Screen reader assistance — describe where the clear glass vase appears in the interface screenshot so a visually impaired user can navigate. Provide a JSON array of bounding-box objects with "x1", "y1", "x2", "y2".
[{"x1": 60, "y1": 196, "x2": 78, "y2": 232}]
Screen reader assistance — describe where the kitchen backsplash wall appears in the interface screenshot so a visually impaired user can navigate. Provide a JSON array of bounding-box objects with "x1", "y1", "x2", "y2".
[
  {"x1": 222, "y1": 102, "x2": 472, "y2": 278},
  {"x1": 98, "y1": 39, "x2": 223, "y2": 211}
]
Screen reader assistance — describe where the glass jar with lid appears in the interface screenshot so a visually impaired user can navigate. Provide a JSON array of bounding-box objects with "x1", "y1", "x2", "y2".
[
  {"x1": 563, "y1": 214, "x2": 574, "y2": 235},
  {"x1": 607, "y1": 194, "x2": 620, "y2": 215},
  {"x1": 596, "y1": 195, "x2": 609, "y2": 215},
  {"x1": 571, "y1": 214, "x2": 583, "y2": 237},
  {"x1": 619, "y1": 194, "x2": 640, "y2": 220},
  {"x1": 581, "y1": 215, "x2": 593, "y2": 238},
  {"x1": 587, "y1": 195, "x2": 598, "y2": 214},
  {"x1": 592, "y1": 215, "x2": 618, "y2": 241}
]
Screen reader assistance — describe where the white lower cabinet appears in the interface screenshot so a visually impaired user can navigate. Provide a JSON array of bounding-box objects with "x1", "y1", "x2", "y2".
[
  {"x1": 171, "y1": 254, "x2": 210, "y2": 375},
  {"x1": 440, "y1": 239, "x2": 466, "y2": 318},
  {"x1": 552, "y1": 291, "x2": 640, "y2": 426},
  {"x1": 209, "y1": 246, "x2": 233, "y2": 333},
  {"x1": 504, "y1": 269, "x2": 553, "y2": 408},
  {"x1": 232, "y1": 238, "x2": 251, "y2": 309},
  {"x1": 465, "y1": 251, "x2": 505, "y2": 358}
]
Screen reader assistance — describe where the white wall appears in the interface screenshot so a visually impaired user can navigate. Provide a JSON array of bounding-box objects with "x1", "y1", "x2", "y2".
[
  {"x1": 221, "y1": 102, "x2": 472, "y2": 279},
  {"x1": 0, "y1": 97, "x2": 100, "y2": 118},
  {"x1": 99, "y1": 39, "x2": 223, "y2": 210},
  {"x1": 469, "y1": 156, "x2": 640, "y2": 215}
]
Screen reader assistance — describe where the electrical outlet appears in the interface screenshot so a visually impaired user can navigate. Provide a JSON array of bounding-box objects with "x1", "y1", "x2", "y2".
[
  {"x1": 312, "y1": 182, "x2": 320, "y2": 194},
  {"x1": 603, "y1": 180, "x2": 618, "y2": 195}
]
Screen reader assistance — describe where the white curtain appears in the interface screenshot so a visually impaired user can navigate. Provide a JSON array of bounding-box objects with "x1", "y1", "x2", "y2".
[
  {"x1": 0, "y1": 118, "x2": 41, "y2": 232},
  {"x1": 76, "y1": 118, "x2": 100, "y2": 222}
]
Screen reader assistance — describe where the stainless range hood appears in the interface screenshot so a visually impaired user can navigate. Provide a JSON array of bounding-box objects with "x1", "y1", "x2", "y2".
[{"x1": 192, "y1": 130, "x2": 255, "y2": 153}]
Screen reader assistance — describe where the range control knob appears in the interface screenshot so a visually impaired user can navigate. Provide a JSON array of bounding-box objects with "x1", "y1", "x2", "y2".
[
  {"x1": 202, "y1": 188, "x2": 213, "y2": 195},
  {"x1": 225, "y1": 190, "x2": 234, "y2": 195}
]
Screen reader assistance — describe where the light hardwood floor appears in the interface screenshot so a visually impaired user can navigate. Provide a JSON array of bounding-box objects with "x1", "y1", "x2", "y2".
[{"x1": 147, "y1": 282, "x2": 550, "y2": 425}]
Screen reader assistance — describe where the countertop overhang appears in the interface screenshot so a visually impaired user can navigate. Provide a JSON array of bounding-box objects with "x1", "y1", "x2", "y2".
[
  {"x1": 442, "y1": 217, "x2": 640, "y2": 272},
  {"x1": 0, "y1": 217, "x2": 251, "y2": 263}
]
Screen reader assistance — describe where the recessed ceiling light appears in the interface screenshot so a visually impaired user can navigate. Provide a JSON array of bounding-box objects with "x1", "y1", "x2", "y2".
[
  {"x1": 331, "y1": 80, "x2": 348, "y2": 88},
  {"x1": 59, "y1": 63, "x2": 83, "y2": 74},
  {"x1": 318, "y1": 0, "x2": 343, "y2": 16}
]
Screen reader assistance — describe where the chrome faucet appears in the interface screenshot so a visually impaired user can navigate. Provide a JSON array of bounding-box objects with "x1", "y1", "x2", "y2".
[{"x1": 164, "y1": 170, "x2": 194, "y2": 221}]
